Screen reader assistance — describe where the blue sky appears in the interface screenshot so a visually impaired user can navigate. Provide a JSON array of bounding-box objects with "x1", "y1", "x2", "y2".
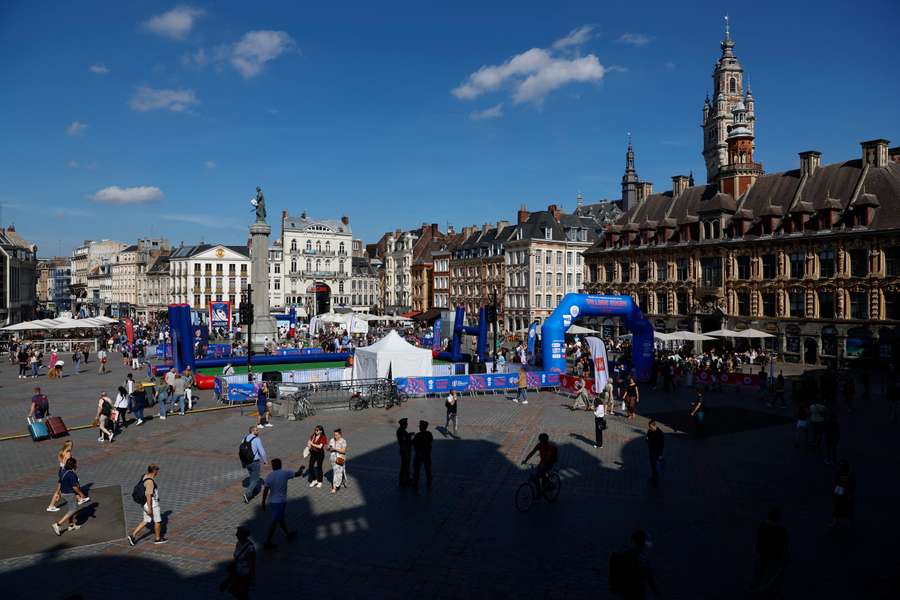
[{"x1": 1, "y1": 0, "x2": 898, "y2": 256}]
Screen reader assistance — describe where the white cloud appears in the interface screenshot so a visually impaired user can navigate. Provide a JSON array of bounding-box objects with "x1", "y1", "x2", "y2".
[
  {"x1": 470, "y1": 104, "x2": 504, "y2": 120},
  {"x1": 205, "y1": 160, "x2": 216, "y2": 169},
  {"x1": 452, "y1": 44, "x2": 606, "y2": 105},
  {"x1": 552, "y1": 25, "x2": 594, "y2": 50},
  {"x1": 129, "y1": 86, "x2": 198, "y2": 112},
  {"x1": 66, "y1": 121, "x2": 87, "y2": 136},
  {"x1": 90, "y1": 186, "x2": 163, "y2": 205},
  {"x1": 89, "y1": 63, "x2": 110, "y2": 75},
  {"x1": 181, "y1": 47, "x2": 208, "y2": 68},
  {"x1": 143, "y1": 6, "x2": 205, "y2": 40},
  {"x1": 231, "y1": 30, "x2": 297, "y2": 78},
  {"x1": 618, "y1": 33, "x2": 651, "y2": 47},
  {"x1": 67, "y1": 160, "x2": 79, "y2": 168}
]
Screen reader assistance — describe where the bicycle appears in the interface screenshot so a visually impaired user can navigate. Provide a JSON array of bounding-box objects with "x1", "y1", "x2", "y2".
[
  {"x1": 285, "y1": 393, "x2": 315, "y2": 420},
  {"x1": 515, "y1": 465, "x2": 561, "y2": 512},
  {"x1": 384, "y1": 383, "x2": 409, "y2": 409},
  {"x1": 349, "y1": 391, "x2": 370, "y2": 411}
]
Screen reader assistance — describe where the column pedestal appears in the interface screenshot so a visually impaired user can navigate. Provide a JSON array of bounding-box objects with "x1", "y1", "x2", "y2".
[{"x1": 246, "y1": 222, "x2": 277, "y2": 353}]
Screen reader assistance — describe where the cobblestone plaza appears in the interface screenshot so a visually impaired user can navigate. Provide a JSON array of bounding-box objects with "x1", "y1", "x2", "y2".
[{"x1": 0, "y1": 360, "x2": 897, "y2": 598}]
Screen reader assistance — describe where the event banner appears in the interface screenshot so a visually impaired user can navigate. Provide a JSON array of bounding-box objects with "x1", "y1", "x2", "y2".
[
  {"x1": 209, "y1": 300, "x2": 232, "y2": 330},
  {"x1": 433, "y1": 318, "x2": 442, "y2": 351},
  {"x1": 526, "y1": 320, "x2": 538, "y2": 364},
  {"x1": 585, "y1": 336, "x2": 609, "y2": 393},
  {"x1": 395, "y1": 371, "x2": 560, "y2": 397}
]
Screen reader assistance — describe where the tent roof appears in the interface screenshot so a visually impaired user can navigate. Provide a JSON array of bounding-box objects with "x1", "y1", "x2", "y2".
[{"x1": 357, "y1": 330, "x2": 431, "y2": 355}]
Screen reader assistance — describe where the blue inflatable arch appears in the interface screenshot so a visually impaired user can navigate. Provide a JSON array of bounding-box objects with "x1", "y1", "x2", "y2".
[{"x1": 541, "y1": 293, "x2": 655, "y2": 381}]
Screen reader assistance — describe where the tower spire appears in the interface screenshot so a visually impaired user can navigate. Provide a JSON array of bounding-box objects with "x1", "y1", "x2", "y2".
[{"x1": 724, "y1": 14, "x2": 730, "y2": 41}]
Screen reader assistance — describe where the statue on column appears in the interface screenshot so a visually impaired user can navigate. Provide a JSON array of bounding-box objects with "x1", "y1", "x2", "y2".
[{"x1": 250, "y1": 186, "x2": 267, "y2": 223}]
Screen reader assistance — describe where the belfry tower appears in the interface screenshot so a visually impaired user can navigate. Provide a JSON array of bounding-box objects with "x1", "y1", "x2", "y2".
[{"x1": 702, "y1": 16, "x2": 756, "y2": 183}]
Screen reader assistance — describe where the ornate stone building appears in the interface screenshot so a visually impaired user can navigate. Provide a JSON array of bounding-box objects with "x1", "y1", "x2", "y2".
[
  {"x1": 584, "y1": 28, "x2": 900, "y2": 366},
  {"x1": 110, "y1": 238, "x2": 170, "y2": 317},
  {"x1": 449, "y1": 223, "x2": 513, "y2": 325},
  {"x1": 168, "y1": 244, "x2": 250, "y2": 317}
]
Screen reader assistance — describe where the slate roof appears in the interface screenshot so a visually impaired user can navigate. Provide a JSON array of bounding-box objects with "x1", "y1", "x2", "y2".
[{"x1": 169, "y1": 245, "x2": 250, "y2": 259}]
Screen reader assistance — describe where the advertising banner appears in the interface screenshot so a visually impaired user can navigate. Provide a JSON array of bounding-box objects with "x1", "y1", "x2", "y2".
[
  {"x1": 526, "y1": 320, "x2": 538, "y2": 364},
  {"x1": 209, "y1": 301, "x2": 232, "y2": 330},
  {"x1": 585, "y1": 336, "x2": 609, "y2": 393},
  {"x1": 395, "y1": 371, "x2": 560, "y2": 396}
]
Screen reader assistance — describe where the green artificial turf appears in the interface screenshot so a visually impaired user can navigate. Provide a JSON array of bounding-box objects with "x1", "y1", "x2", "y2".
[{"x1": 197, "y1": 361, "x2": 349, "y2": 376}]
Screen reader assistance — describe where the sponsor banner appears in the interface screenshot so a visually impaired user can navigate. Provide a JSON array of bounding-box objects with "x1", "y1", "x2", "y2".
[
  {"x1": 395, "y1": 371, "x2": 560, "y2": 396},
  {"x1": 209, "y1": 301, "x2": 232, "y2": 330},
  {"x1": 559, "y1": 374, "x2": 597, "y2": 394},
  {"x1": 585, "y1": 336, "x2": 609, "y2": 392},
  {"x1": 526, "y1": 321, "x2": 538, "y2": 363}
]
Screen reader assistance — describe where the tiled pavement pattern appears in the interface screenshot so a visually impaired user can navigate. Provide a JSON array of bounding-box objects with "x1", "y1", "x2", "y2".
[{"x1": 0, "y1": 359, "x2": 898, "y2": 599}]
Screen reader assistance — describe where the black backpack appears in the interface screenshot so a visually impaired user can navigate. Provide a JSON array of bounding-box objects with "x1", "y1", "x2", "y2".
[
  {"x1": 609, "y1": 548, "x2": 639, "y2": 594},
  {"x1": 238, "y1": 435, "x2": 256, "y2": 467},
  {"x1": 131, "y1": 476, "x2": 156, "y2": 505}
]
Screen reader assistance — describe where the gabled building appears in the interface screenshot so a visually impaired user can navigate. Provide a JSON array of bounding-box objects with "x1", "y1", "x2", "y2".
[
  {"x1": 0, "y1": 225, "x2": 37, "y2": 325},
  {"x1": 168, "y1": 244, "x2": 251, "y2": 318},
  {"x1": 450, "y1": 222, "x2": 514, "y2": 325}
]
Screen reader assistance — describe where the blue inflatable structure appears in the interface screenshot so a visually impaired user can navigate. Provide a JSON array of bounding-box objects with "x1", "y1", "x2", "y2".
[
  {"x1": 436, "y1": 306, "x2": 488, "y2": 364},
  {"x1": 541, "y1": 293, "x2": 654, "y2": 381}
]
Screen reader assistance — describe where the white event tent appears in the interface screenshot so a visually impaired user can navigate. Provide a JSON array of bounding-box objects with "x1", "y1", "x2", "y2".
[{"x1": 352, "y1": 330, "x2": 432, "y2": 380}]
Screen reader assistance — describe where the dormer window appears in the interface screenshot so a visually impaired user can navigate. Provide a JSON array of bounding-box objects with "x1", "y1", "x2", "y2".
[{"x1": 544, "y1": 228, "x2": 552, "y2": 240}]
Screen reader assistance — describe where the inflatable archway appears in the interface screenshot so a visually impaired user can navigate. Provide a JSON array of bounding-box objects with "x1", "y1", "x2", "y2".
[{"x1": 541, "y1": 293, "x2": 654, "y2": 381}]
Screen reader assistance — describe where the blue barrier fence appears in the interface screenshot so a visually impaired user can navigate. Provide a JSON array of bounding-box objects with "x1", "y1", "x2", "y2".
[{"x1": 395, "y1": 371, "x2": 560, "y2": 397}]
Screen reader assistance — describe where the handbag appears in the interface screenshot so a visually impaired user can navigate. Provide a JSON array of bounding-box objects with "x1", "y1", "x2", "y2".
[
  {"x1": 335, "y1": 456, "x2": 345, "y2": 466},
  {"x1": 302, "y1": 446, "x2": 310, "y2": 459}
]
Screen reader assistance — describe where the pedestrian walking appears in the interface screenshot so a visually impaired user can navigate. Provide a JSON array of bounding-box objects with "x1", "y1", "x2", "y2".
[
  {"x1": 51, "y1": 458, "x2": 90, "y2": 536},
  {"x1": 809, "y1": 399, "x2": 827, "y2": 451},
  {"x1": 17, "y1": 346, "x2": 28, "y2": 378},
  {"x1": 240, "y1": 426, "x2": 267, "y2": 503},
  {"x1": 157, "y1": 378, "x2": 171, "y2": 420},
  {"x1": 515, "y1": 370, "x2": 529, "y2": 404},
  {"x1": 261, "y1": 458, "x2": 304, "y2": 549},
  {"x1": 593, "y1": 399, "x2": 606, "y2": 449},
  {"x1": 622, "y1": 375, "x2": 639, "y2": 420},
  {"x1": 412, "y1": 420, "x2": 433, "y2": 492},
  {"x1": 131, "y1": 386, "x2": 146, "y2": 425},
  {"x1": 72, "y1": 348, "x2": 81, "y2": 374},
  {"x1": 82, "y1": 344, "x2": 89, "y2": 366},
  {"x1": 646, "y1": 420, "x2": 665, "y2": 486},
  {"x1": 690, "y1": 391, "x2": 706, "y2": 438},
  {"x1": 830, "y1": 460, "x2": 856, "y2": 528},
  {"x1": 750, "y1": 507, "x2": 789, "y2": 597},
  {"x1": 183, "y1": 367, "x2": 195, "y2": 410},
  {"x1": 329, "y1": 429, "x2": 348, "y2": 494},
  {"x1": 572, "y1": 376, "x2": 592, "y2": 411},
  {"x1": 114, "y1": 386, "x2": 130, "y2": 433},
  {"x1": 94, "y1": 392, "x2": 114, "y2": 443},
  {"x1": 29, "y1": 350, "x2": 40, "y2": 378},
  {"x1": 28, "y1": 387, "x2": 50, "y2": 421},
  {"x1": 221, "y1": 526, "x2": 256, "y2": 600},
  {"x1": 445, "y1": 390, "x2": 459, "y2": 435},
  {"x1": 127, "y1": 464, "x2": 167, "y2": 545},
  {"x1": 97, "y1": 348, "x2": 108, "y2": 374},
  {"x1": 172, "y1": 370, "x2": 186, "y2": 416},
  {"x1": 305, "y1": 425, "x2": 327, "y2": 488},
  {"x1": 396, "y1": 418, "x2": 413, "y2": 487},
  {"x1": 256, "y1": 382, "x2": 272, "y2": 427},
  {"x1": 47, "y1": 440, "x2": 74, "y2": 512}
]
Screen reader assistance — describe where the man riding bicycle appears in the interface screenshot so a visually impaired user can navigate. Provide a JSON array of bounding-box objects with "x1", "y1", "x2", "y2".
[{"x1": 522, "y1": 433, "x2": 558, "y2": 492}]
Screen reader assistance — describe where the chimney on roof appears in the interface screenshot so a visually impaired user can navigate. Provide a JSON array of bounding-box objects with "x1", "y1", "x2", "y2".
[
  {"x1": 282, "y1": 209, "x2": 288, "y2": 219},
  {"x1": 482, "y1": 223, "x2": 491, "y2": 233},
  {"x1": 496, "y1": 220, "x2": 509, "y2": 231},
  {"x1": 517, "y1": 204, "x2": 530, "y2": 224},
  {"x1": 672, "y1": 175, "x2": 690, "y2": 198},
  {"x1": 799, "y1": 151, "x2": 822, "y2": 177},
  {"x1": 861, "y1": 139, "x2": 890, "y2": 168},
  {"x1": 638, "y1": 181, "x2": 653, "y2": 202},
  {"x1": 547, "y1": 204, "x2": 562, "y2": 222},
  {"x1": 889, "y1": 146, "x2": 900, "y2": 164},
  {"x1": 341, "y1": 215, "x2": 350, "y2": 225},
  {"x1": 431, "y1": 223, "x2": 439, "y2": 236}
]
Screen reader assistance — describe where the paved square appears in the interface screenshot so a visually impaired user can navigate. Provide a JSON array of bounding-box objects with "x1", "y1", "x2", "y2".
[{"x1": 0, "y1": 359, "x2": 897, "y2": 599}]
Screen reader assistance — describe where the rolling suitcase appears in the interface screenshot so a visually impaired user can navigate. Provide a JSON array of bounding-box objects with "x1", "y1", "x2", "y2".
[
  {"x1": 27, "y1": 418, "x2": 50, "y2": 442},
  {"x1": 45, "y1": 416, "x2": 69, "y2": 438}
]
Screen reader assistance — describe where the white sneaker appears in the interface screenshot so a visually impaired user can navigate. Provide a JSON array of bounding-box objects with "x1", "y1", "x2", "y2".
[
  {"x1": 46, "y1": 505, "x2": 60, "y2": 512},
  {"x1": 315, "y1": 481, "x2": 323, "y2": 488},
  {"x1": 77, "y1": 496, "x2": 91, "y2": 505},
  {"x1": 159, "y1": 415, "x2": 166, "y2": 420},
  {"x1": 108, "y1": 433, "x2": 114, "y2": 442},
  {"x1": 52, "y1": 523, "x2": 61, "y2": 536},
  {"x1": 136, "y1": 419, "x2": 143, "y2": 426},
  {"x1": 98, "y1": 436, "x2": 104, "y2": 442},
  {"x1": 309, "y1": 481, "x2": 317, "y2": 488},
  {"x1": 512, "y1": 399, "x2": 519, "y2": 403},
  {"x1": 265, "y1": 423, "x2": 273, "y2": 428},
  {"x1": 522, "y1": 400, "x2": 528, "y2": 404}
]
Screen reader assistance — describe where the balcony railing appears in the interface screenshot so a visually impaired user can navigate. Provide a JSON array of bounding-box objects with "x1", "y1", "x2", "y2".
[{"x1": 288, "y1": 270, "x2": 349, "y2": 279}]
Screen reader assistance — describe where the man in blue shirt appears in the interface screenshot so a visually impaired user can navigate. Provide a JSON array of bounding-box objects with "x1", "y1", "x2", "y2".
[
  {"x1": 52, "y1": 457, "x2": 90, "y2": 536},
  {"x1": 242, "y1": 425, "x2": 267, "y2": 503},
  {"x1": 29, "y1": 387, "x2": 50, "y2": 421},
  {"x1": 261, "y1": 458, "x2": 304, "y2": 549}
]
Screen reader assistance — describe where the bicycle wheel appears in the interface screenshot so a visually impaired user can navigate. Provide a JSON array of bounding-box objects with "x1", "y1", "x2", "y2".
[
  {"x1": 543, "y1": 472, "x2": 561, "y2": 502},
  {"x1": 304, "y1": 399, "x2": 316, "y2": 416},
  {"x1": 371, "y1": 392, "x2": 385, "y2": 408},
  {"x1": 515, "y1": 482, "x2": 535, "y2": 512}
]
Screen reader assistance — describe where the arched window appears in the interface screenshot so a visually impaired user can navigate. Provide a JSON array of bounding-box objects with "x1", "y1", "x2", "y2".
[
  {"x1": 315, "y1": 259, "x2": 321, "y2": 272},
  {"x1": 291, "y1": 260, "x2": 297, "y2": 272},
  {"x1": 306, "y1": 259, "x2": 311, "y2": 272},
  {"x1": 305, "y1": 240, "x2": 312, "y2": 252},
  {"x1": 339, "y1": 242, "x2": 345, "y2": 255},
  {"x1": 729, "y1": 77, "x2": 736, "y2": 93},
  {"x1": 290, "y1": 240, "x2": 297, "y2": 251},
  {"x1": 339, "y1": 281, "x2": 344, "y2": 293}
]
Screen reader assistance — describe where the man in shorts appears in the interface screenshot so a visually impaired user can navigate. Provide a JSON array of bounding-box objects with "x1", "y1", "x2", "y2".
[
  {"x1": 51, "y1": 458, "x2": 90, "y2": 536},
  {"x1": 128, "y1": 464, "x2": 167, "y2": 545}
]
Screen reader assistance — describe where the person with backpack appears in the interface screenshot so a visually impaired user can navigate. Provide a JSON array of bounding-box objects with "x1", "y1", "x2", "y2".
[
  {"x1": 609, "y1": 530, "x2": 659, "y2": 599},
  {"x1": 128, "y1": 464, "x2": 167, "y2": 545},
  {"x1": 94, "y1": 392, "x2": 114, "y2": 443},
  {"x1": 51, "y1": 457, "x2": 90, "y2": 536},
  {"x1": 240, "y1": 425, "x2": 267, "y2": 503}
]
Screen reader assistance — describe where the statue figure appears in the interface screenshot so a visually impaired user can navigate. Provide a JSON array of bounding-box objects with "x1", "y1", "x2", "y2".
[{"x1": 250, "y1": 186, "x2": 267, "y2": 223}]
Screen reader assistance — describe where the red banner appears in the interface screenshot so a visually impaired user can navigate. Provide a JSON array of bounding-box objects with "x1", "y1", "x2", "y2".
[{"x1": 559, "y1": 374, "x2": 597, "y2": 394}]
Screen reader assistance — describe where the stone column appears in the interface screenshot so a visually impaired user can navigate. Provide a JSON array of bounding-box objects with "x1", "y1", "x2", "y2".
[{"x1": 247, "y1": 222, "x2": 277, "y2": 352}]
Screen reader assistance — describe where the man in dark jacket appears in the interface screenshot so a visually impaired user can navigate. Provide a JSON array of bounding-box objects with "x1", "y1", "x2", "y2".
[
  {"x1": 396, "y1": 418, "x2": 413, "y2": 487},
  {"x1": 646, "y1": 421, "x2": 665, "y2": 486},
  {"x1": 412, "y1": 420, "x2": 433, "y2": 492}
]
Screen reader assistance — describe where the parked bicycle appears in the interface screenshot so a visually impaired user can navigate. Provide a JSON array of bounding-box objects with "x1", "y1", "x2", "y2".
[
  {"x1": 285, "y1": 392, "x2": 315, "y2": 420},
  {"x1": 515, "y1": 465, "x2": 561, "y2": 512}
]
